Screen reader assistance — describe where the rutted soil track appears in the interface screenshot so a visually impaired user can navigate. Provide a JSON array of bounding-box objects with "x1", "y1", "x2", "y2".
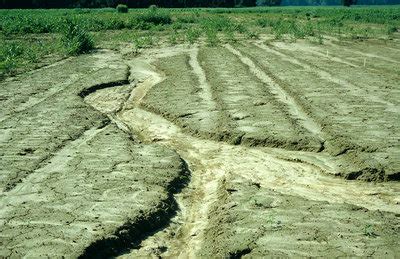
[
  {"x1": 84, "y1": 43, "x2": 399, "y2": 257},
  {"x1": 1, "y1": 41, "x2": 399, "y2": 257}
]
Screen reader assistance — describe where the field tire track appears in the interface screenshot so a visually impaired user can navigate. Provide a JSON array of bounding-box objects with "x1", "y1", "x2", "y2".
[
  {"x1": 257, "y1": 42, "x2": 396, "y2": 108},
  {"x1": 224, "y1": 44, "x2": 325, "y2": 146},
  {"x1": 188, "y1": 47, "x2": 216, "y2": 110},
  {"x1": 325, "y1": 40, "x2": 400, "y2": 64}
]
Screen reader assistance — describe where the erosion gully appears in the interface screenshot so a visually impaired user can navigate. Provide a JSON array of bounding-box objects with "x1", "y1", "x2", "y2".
[{"x1": 84, "y1": 45, "x2": 400, "y2": 258}]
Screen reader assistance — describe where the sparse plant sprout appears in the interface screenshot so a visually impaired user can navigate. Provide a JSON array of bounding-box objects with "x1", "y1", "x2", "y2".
[
  {"x1": 246, "y1": 30, "x2": 260, "y2": 40},
  {"x1": 317, "y1": 33, "x2": 324, "y2": 44},
  {"x1": 205, "y1": 28, "x2": 219, "y2": 46},
  {"x1": 274, "y1": 29, "x2": 283, "y2": 40},
  {"x1": 172, "y1": 22, "x2": 184, "y2": 31},
  {"x1": 168, "y1": 32, "x2": 178, "y2": 45},
  {"x1": 363, "y1": 224, "x2": 378, "y2": 237},
  {"x1": 386, "y1": 25, "x2": 397, "y2": 38},
  {"x1": 257, "y1": 18, "x2": 269, "y2": 28},
  {"x1": 186, "y1": 28, "x2": 202, "y2": 44},
  {"x1": 0, "y1": 58, "x2": 16, "y2": 76},
  {"x1": 133, "y1": 34, "x2": 154, "y2": 49},
  {"x1": 232, "y1": 22, "x2": 248, "y2": 34},
  {"x1": 176, "y1": 14, "x2": 198, "y2": 24},
  {"x1": 27, "y1": 47, "x2": 39, "y2": 63},
  {"x1": 303, "y1": 22, "x2": 315, "y2": 37},
  {"x1": 225, "y1": 29, "x2": 237, "y2": 43}
]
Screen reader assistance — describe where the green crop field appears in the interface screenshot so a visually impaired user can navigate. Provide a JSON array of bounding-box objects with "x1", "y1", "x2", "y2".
[{"x1": 1, "y1": 6, "x2": 399, "y2": 78}]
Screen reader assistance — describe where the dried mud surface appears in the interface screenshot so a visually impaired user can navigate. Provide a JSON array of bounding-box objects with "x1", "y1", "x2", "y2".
[
  {"x1": 1, "y1": 39, "x2": 399, "y2": 258},
  {"x1": 0, "y1": 50, "x2": 188, "y2": 258}
]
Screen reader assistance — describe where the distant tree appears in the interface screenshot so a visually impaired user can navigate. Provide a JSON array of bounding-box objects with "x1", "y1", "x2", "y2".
[
  {"x1": 256, "y1": 0, "x2": 282, "y2": 6},
  {"x1": 342, "y1": 0, "x2": 357, "y2": 6},
  {"x1": 234, "y1": 0, "x2": 257, "y2": 7}
]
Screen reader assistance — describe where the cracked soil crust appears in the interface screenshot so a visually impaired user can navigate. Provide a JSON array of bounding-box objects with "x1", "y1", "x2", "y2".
[{"x1": 1, "y1": 40, "x2": 399, "y2": 258}]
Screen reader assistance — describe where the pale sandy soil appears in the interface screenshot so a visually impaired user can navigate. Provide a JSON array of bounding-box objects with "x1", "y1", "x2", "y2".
[{"x1": 1, "y1": 39, "x2": 399, "y2": 258}]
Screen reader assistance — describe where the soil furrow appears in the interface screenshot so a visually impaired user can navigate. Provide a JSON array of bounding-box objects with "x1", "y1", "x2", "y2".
[
  {"x1": 188, "y1": 47, "x2": 216, "y2": 111},
  {"x1": 325, "y1": 41, "x2": 400, "y2": 65},
  {"x1": 258, "y1": 42, "x2": 396, "y2": 108},
  {"x1": 244, "y1": 42, "x2": 399, "y2": 180},
  {"x1": 225, "y1": 44, "x2": 324, "y2": 143}
]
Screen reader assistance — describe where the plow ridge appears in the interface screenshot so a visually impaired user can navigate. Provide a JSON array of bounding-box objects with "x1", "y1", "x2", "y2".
[
  {"x1": 225, "y1": 44, "x2": 324, "y2": 144},
  {"x1": 79, "y1": 159, "x2": 190, "y2": 259},
  {"x1": 3, "y1": 119, "x2": 110, "y2": 192},
  {"x1": 78, "y1": 66, "x2": 130, "y2": 98}
]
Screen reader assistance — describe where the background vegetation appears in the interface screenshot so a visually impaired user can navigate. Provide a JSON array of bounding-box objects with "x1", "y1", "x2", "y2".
[
  {"x1": 1, "y1": 0, "x2": 400, "y2": 8},
  {"x1": 1, "y1": 5, "x2": 399, "y2": 79}
]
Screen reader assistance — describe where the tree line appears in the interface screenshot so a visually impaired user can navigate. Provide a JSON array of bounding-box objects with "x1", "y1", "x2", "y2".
[
  {"x1": 0, "y1": 0, "x2": 258, "y2": 8},
  {"x1": 1, "y1": 0, "x2": 398, "y2": 8}
]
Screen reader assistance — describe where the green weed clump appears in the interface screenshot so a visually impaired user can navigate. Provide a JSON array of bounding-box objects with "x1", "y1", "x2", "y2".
[
  {"x1": 0, "y1": 43, "x2": 23, "y2": 77},
  {"x1": 269, "y1": 19, "x2": 319, "y2": 41},
  {"x1": 61, "y1": 19, "x2": 94, "y2": 55},
  {"x1": 256, "y1": 18, "x2": 269, "y2": 28},
  {"x1": 168, "y1": 32, "x2": 178, "y2": 45},
  {"x1": 201, "y1": 16, "x2": 231, "y2": 32},
  {"x1": 116, "y1": 4, "x2": 128, "y2": 13},
  {"x1": 386, "y1": 25, "x2": 397, "y2": 37},
  {"x1": 176, "y1": 14, "x2": 199, "y2": 24},
  {"x1": 137, "y1": 10, "x2": 172, "y2": 26},
  {"x1": 133, "y1": 33, "x2": 154, "y2": 50}
]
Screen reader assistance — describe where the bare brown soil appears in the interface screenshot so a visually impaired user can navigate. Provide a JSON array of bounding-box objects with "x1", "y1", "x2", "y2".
[{"x1": 1, "y1": 39, "x2": 399, "y2": 258}]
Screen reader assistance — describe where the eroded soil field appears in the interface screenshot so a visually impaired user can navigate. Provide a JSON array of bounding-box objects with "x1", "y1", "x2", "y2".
[{"x1": 1, "y1": 39, "x2": 399, "y2": 257}]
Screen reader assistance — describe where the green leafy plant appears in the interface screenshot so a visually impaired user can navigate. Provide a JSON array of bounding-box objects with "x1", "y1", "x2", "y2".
[{"x1": 61, "y1": 19, "x2": 94, "y2": 55}]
